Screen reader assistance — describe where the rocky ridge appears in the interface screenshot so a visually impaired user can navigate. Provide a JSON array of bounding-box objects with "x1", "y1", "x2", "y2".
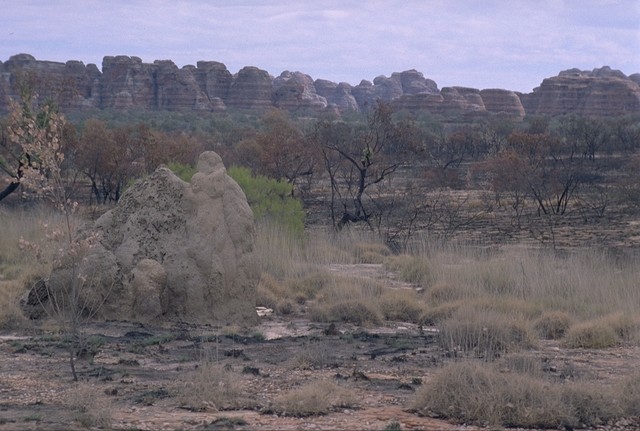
[{"x1": 1, "y1": 53, "x2": 639, "y2": 117}]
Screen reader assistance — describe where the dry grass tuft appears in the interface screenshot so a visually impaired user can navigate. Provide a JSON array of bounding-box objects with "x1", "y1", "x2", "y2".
[
  {"x1": 270, "y1": 380, "x2": 357, "y2": 417},
  {"x1": 598, "y1": 312, "x2": 640, "y2": 344},
  {"x1": 438, "y1": 307, "x2": 536, "y2": 359},
  {"x1": 290, "y1": 340, "x2": 334, "y2": 370},
  {"x1": 255, "y1": 274, "x2": 281, "y2": 310},
  {"x1": 252, "y1": 217, "x2": 640, "y2": 339},
  {"x1": 176, "y1": 363, "x2": 255, "y2": 412},
  {"x1": 420, "y1": 301, "x2": 464, "y2": 326},
  {"x1": 285, "y1": 271, "x2": 334, "y2": 303},
  {"x1": 0, "y1": 280, "x2": 29, "y2": 329},
  {"x1": 352, "y1": 242, "x2": 392, "y2": 264},
  {"x1": 64, "y1": 382, "x2": 113, "y2": 428},
  {"x1": 313, "y1": 300, "x2": 382, "y2": 326},
  {"x1": 563, "y1": 320, "x2": 620, "y2": 349},
  {"x1": 563, "y1": 312, "x2": 640, "y2": 348},
  {"x1": 378, "y1": 289, "x2": 426, "y2": 323},
  {"x1": 499, "y1": 353, "x2": 545, "y2": 377},
  {"x1": 534, "y1": 310, "x2": 575, "y2": 340},
  {"x1": 412, "y1": 361, "x2": 623, "y2": 429},
  {"x1": 425, "y1": 282, "x2": 471, "y2": 306},
  {"x1": 383, "y1": 254, "x2": 433, "y2": 286},
  {"x1": 619, "y1": 372, "x2": 640, "y2": 416},
  {"x1": 308, "y1": 273, "x2": 388, "y2": 325}
]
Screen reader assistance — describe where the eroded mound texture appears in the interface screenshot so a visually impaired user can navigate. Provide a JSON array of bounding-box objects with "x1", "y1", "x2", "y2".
[{"x1": 41, "y1": 151, "x2": 258, "y2": 324}]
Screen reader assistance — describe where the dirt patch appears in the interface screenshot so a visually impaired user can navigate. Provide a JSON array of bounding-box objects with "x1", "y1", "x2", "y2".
[{"x1": 1, "y1": 312, "x2": 639, "y2": 430}]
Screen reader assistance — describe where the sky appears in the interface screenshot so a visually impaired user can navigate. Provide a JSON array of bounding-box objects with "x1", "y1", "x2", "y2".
[{"x1": 1, "y1": 0, "x2": 639, "y2": 93}]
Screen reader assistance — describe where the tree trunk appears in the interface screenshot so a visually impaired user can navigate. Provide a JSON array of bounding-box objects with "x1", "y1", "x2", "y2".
[{"x1": 0, "y1": 181, "x2": 20, "y2": 202}]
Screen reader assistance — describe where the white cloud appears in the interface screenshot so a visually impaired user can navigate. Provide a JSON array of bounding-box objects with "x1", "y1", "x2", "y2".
[{"x1": 0, "y1": 0, "x2": 638, "y2": 92}]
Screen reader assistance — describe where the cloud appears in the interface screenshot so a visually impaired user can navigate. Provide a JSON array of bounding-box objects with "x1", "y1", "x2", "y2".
[{"x1": 1, "y1": 0, "x2": 638, "y2": 92}]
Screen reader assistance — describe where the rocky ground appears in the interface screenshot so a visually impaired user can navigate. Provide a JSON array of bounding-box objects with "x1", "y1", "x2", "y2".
[{"x1": 1, "y1": 262, "x2": 639, "y2": 431}]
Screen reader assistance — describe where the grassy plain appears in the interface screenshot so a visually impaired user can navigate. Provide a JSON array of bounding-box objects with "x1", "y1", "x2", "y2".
[{"x1": 1, "y1": 208, "x2": 639, "y2": 429}]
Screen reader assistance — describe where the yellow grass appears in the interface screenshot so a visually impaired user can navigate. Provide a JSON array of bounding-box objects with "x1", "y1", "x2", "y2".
[{"x1": 253, "y1": 223, "x2": 640, "y2": 346}]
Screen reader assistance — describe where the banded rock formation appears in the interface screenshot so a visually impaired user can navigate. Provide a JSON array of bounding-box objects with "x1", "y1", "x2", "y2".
[
  {"x1": 520, "y1": 66, "x2": 640, "y2": 116},
  {"x1": 1, "y1": 54, "x2": 638, "y2": 117}
]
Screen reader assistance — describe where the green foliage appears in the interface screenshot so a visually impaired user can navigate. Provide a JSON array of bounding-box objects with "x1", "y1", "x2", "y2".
[
  {"x1": 228, "y1": 166, "x2": 305, "y2": 235},
  {"x1": 167, "y1": 162, "x2": 197, "y2": 182}
]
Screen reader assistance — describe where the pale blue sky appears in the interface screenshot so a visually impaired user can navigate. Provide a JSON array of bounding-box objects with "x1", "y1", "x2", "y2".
[{"x1": 2, "y1": 0, "x2": 639, "y2": 92}]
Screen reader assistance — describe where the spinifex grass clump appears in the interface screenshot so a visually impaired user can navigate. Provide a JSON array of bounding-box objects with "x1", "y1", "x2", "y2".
[
  {"x1": 534, "y1": 310, "x2": 575, "y2": 340},
  {"x1": 378, "y1": 289, "x2": 427, "y2": 323},
  {"x1": 64, "y1": 382, "x2": 113, "y2": 428},
  {"x1": 269, "y1": 380, "x2": 357, "y2": 417},
  {"x1": 383, "y1": 254, "x2": 433, "y2": 286},
  {"x1": 176, "y1": 363, "x2": 256, "y2": 412},
  {"x1": 437, "y1": 307, "x2": 536, "y2": 359},
  {"x1": 411, "y1": 361, "x2": 626, "y2": 429},
  {"x1": 252, "y1": 218, "x2": 640, "y2": 347},
  {"x1": 563, "y1": 312, "x2": 640, "y2": 348}
]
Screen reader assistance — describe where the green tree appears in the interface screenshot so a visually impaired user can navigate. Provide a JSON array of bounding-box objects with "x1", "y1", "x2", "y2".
[
  {"x1": 227, "y1": 166, "x2": 305, "y2": 235},
  {"x1": 0, "y1": 90, "x2": 77, "y2": 202},
  {"x1": 3, "y1": 90, "x2": 104, "y2": 381}
]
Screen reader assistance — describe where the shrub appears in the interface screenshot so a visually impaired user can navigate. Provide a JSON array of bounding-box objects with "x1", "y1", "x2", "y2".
[
  {"x1": 270, "y1": 380, "x2": 357, "y2": 417},
  {"x1": 563, "y1": 320, "x2": 621, "y2": 349},
  {"x1": 167, "y1": 161, "x2": 197, "y2": 182},
  {"x1": 176, "y1": 364, "x2": 255, "y2": 411},
  {"x1": 228, "y1": 166, "x2": 305, "y2": 235},
  {"x1": 255, "y1": 280, "x2": 279, "y2": 310},
  {"x1": 412, "y1": 361, "x2": 623, "y2": 429},
  {"x1": 352, "y1": 242, "x2": 392, "y2": 264},
  {"x1": 0, "y1": 280, "x2": 29, "y2": 329},
  {"x1": 291, "y1": 340, "x2": 334, "y2": 370},
  {"x1": 499, "y1": 353, "x2": 544, "y2": 377},
  {"x1": 383, "y1": 255, "x2": 433, "y2": 286},
  {"x1": 276, "y1": 300, "x2": 295, "y2": 315},
  {"x1": 534, "y1": 310, "x2": 574, "y2": 340},
  {"x1": 560, "y1": 382, "x2": 622, "y2": 426},
  {"x1": 619, "y1": 372, "x2": 640, "y2": 416},
  {"x1": 285, "y1": 271, "x2": 334, "y2": 301},
  {"x1": 598, "y1": 312, "x2": 640, "y2": 343},
  {"x1": 419, "y1": 301, "x2": 464, "y2": 326},
  {"x1": 438, "y1": 307, "x2": 536, "y2": 359},
  {"x1": 378, "y1": 289, "x2": 426, "y2": 323},
  {"x1": 312, "y1": 300, "x2": 382, "y2": 326},
  {"x1": 425, "y1": 283, "x2": 469, "y2": 306},
  {"x1": 64, "y1": 382, "x2": 112, "y2": 428},
  {"x1": 476, "y1": 297, "x2": 542, "y2": 319},
  {"x1": 383, "y1": 421, "x2": 402, "y2": 431}
]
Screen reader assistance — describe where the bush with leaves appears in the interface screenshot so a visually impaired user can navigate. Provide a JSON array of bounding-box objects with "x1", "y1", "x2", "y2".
[
  {"x1": 4, "y1": 93, "x2": 105, "y2": 381},
  {"x1": 167, "y1": 161, "x2": 197, "y2": 182},
  {"x1": 228, "y1": 165, "x2": 305, "y2": 235}
]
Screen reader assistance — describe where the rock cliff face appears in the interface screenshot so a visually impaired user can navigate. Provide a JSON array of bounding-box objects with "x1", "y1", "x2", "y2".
[
  {"x1": 226, "y1": 66, "x2": 274, "y2": 110},
  {"x1": 0, "y1": 53, "x2": 100, "y2": 109},
  {"x1": 521, "y1": 67, "x2": 640, "y2": 116},
  {"x1": 480, "y1": 89, "x2": 526, "y2": 117},
  {"x1": 154, "y1": 61, "x2": 212, "y2": 111},
  {"x1": 273, "y1": 71, "x2": 327, "y2": 110},
  {"x1": 100, "y1": 56, "x2": 151, "y2": 109},
  {"x1": 1, "y1": 54, "x2": 638, "y2": 117},
  {"x1": 314, "y1": 79, "x2": 359, "y2": 111}
]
